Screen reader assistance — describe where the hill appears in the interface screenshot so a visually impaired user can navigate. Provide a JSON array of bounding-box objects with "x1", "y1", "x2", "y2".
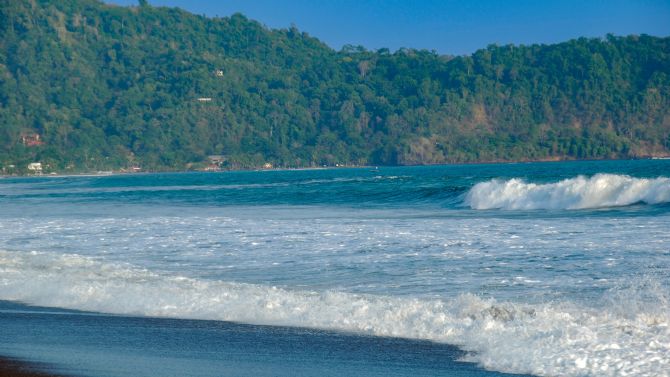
[{"x1": 1, "y1": 0, "x2": 669, "y2": 173}]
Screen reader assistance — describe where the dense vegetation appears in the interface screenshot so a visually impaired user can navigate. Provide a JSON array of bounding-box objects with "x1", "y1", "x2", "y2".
[{"x1": 1, "y1": 0, "x2": 669, "y2": 173}]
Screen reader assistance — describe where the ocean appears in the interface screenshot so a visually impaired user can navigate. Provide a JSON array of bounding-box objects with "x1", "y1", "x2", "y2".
[{"x1": 0, "y1": 160, "x2": 668, "y2": 377}]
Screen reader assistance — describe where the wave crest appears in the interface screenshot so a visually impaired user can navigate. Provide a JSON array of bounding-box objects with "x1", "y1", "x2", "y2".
[
  {"x1": 1, "y1": 251, "x2": 668, "y2": 377},
  {"x1": 465, "y1": 174, "x2": 670, "y2": 210}
]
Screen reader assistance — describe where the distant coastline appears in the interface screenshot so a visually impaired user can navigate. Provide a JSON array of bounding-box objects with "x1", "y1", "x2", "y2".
[
  {"x1": 2, "y1": 0, "x2": 668, "y2": 177},
  {"x1": 3, "y1": 155, "x2": 670, "y2": 179}
]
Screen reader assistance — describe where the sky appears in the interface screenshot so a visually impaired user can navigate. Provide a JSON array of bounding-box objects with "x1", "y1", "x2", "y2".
[{"x1": 105, "y1": 0, "x2": 670, "y2": 55}]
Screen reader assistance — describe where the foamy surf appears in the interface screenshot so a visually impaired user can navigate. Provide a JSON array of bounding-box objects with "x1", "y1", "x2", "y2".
[
  {"x1": 465, "y1": 174, "x2": 670, "y2": 210},
  {"x1": 1, "y1": 250, "x2": 667, "y2": 377}
]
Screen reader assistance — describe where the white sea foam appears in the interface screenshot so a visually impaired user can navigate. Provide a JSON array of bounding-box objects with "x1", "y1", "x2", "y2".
[
  {"x1": 1, "y1": 250, "x2": 668, "y2": 377},
  {"x1": 465, "y1": 174, "x2": 670, "y2": 210}
]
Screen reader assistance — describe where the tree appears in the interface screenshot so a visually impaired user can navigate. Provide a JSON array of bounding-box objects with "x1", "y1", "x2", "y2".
[{"x1": 0, "y1": 0, "x2": 668, "y2": 173}]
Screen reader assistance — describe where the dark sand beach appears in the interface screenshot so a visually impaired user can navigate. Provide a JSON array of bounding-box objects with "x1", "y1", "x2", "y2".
[
  {"x1": 0, "y1": 357, "x2": 65, "y2": 377},
  {"x1": 0, "y1": 300, "x2": 533, "y2": 377}
]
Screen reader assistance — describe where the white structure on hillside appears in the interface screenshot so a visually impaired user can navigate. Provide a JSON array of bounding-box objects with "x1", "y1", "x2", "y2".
[{"x1": 27, "y1": 162, "x2": 43, "y2": 174}]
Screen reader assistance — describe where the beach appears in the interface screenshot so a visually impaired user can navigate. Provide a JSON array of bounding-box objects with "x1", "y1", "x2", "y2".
[
  {"x1": 0, "y1": 358, "x2": 64, "y2": 377},
  {"x1": 0, "y1": 301, "x2": 532, "y2": 377},
  {"x1": 1, "y1": 160, "x2": 669, "y2": 377}
]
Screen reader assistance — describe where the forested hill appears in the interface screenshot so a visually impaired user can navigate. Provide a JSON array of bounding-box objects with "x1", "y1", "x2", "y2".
[{"x1": 1, "y1": 0, "x2": 670, "y2": 173}]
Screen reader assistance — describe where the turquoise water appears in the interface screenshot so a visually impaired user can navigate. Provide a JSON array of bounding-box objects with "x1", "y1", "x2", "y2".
[
  {"x1": 1, "y1": 160, "x2": 669, "y2": 376},
  {"x1": 3, "y1": 159, "x2": 668, "y2": 210}
]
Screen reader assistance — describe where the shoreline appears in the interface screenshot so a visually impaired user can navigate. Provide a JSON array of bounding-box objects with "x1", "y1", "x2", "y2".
[
  {"x1": 0, "y1": 357, "x2": 65, "y2": 377},
  {"x1": 2, "y1": 156, "x2": 669, "y2": 179},
  {"x1": 0, "y1": 300, "x2": 536, "y2": 377}
]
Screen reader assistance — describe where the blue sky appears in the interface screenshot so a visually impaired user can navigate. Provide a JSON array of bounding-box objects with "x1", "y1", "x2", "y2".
[{"x1": 105, "y1": 0, "x2": 670, "y2": 55}]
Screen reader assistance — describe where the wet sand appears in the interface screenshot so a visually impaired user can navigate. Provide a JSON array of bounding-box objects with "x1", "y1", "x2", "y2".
[
  {"x1": 0, "y1": 300, "x2": 534, "y2": 377},
  {"x1": 0, "y1": 357, "x2": 65, "y2": 377}
]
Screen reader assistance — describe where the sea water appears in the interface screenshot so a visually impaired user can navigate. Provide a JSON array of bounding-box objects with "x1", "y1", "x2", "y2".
[{"x1": 0, "y1": 160, "x2": 668, "y2": 377}]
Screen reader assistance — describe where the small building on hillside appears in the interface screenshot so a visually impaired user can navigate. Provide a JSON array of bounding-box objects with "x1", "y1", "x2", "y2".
[
  {"x1": 21, "y1": 133, "x2": 44, "y2": 147},
  {"x1": 27, "y1": 162, "x2": 43, "y2": 174},
  {"x1": 206, "y1": 155, "x2": 227, "y2": 170}
]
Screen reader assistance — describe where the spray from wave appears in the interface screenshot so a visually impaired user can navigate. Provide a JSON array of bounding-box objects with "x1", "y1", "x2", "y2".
[
  {"x1": 1, "y1": 250, "x2": 668, "y2": 377},
  {"x1": 465, "y1": 174, "x2": 670, "y2": 210}
]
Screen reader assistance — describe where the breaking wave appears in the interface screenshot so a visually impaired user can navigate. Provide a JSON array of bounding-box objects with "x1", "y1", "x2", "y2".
[
  {"x1": 1, "y1": 250, "x2": 668, "y2": 377},
  {"x1": 465, "y1": 174, "x2": 670, "y2": 210}
]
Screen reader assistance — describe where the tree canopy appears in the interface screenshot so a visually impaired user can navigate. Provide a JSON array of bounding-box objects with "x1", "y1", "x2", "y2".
[{"x1": 1, "y1": 0, "x2": 669, "y2": 173}]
